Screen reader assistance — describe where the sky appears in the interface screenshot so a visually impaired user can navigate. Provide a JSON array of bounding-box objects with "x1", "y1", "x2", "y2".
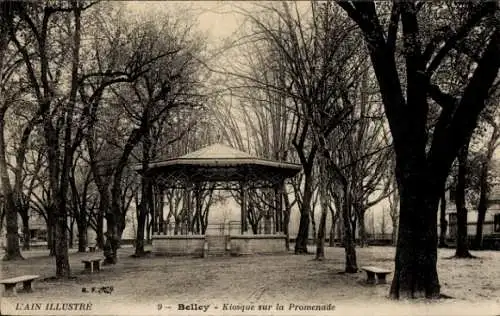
[{"x1": 125, "y1": 1, "x2": 243, "y2": 42}]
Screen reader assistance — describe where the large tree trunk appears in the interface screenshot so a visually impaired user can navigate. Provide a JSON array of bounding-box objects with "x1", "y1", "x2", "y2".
[
  {"x1": 454, "y1": 139, "x2": 473, "y2": 258},
  {"x1": 103, "y1": 213, "x2": 118, "y2": 264},
  {"x1": 77, "y1": 219, "x2": 88, "y2": 253},
  {"x1": 45, "y1": 121, "x2": 70, "y2": 277},
  {"x1": 49, "y1": 121, "x2": 71, "y2": 277},
  {"x1": 2, "y1": 196, "x2": 22, "y2": 260},
  {"x1": 54, "y1": 202, "x2": 71, "y2": 277},
  {"x1": 174, "y1": 219, "x2": 180, "y2": 235},
  {"x1": 135, "y1": 205, "x2": 147, "y2": 255},
  {"x1": 390, "y1": 168, "x2": 441, "y2": 299},
  {"x1": 438, "y1": 189, "x2": 448, "y2": 247},
  {"x1": 295, "y1": 169, "x2": 313, "y2": 254},
  {"x1": 104, "y1": 214, "x2": 119, "y2": 263}
]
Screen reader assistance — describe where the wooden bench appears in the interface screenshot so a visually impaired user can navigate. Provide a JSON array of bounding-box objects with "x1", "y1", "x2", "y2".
[
  {"x1": 82, "y1": 258, "x2": 102, "y2": 273},
  {"x1": 0, "y1": 275, "x2": 39, "y2": 296},
  {"x1": 361, "y1": 266, "x2": 392, "y2": 284}
]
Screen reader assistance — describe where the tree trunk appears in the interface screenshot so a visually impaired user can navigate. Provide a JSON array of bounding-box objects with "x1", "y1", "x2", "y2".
[
  {"x1": 358, "y1": 208, "x2": 367, "y2": 247},
  {"x1": 109, "y1": 127, "x2": 145, "y2": 263},
  {"x1": 295, "y1": 169, "x2": 313, "y2": 254},
  {"x1": 455, "y1": 139, "x2": 473, "y2": 258},
  {"x1": 0, "y1": 111, "x2": 23, "y2": 261},
  {"x1": 86, "y1": 131, "x2": 108, "y2": 252},
  {"x1": 21, "y1": 210, "x2": 30, "y2": 251},
  {"x1": 390, "y1": 171, "x2": 441, "y2": 299},
  {"x1": 329, "y1": 207, "x2": 336, "y2": 247},
  {"x1": 283, "y1": 192, "x2": 291, "y2": 251},
  {"x1": 174, "y1": 220, "x2": 180, "y2": 235},
  {"x1": 391, "y1": 217, "x2": 398, "y2": 246},
  {"x1": 0, "y1": 207, "x2": 5, "y2": 241},
  {"x1": 118, "y1": 217, "x2": 126, "y2": 248},
  {"x1": 315, "y1": 208, "x2": 327, "y2": 260},
  {"x1": 2, "y1": 197, "x2": 22, "y2": 261},
  {"x1": 389, "y1": 190, "x2": 399, "y2": 246},
  {"x1": 438, "y1": 189, "x2": 448, "y2": 248},
  {"x1": 336, "y1": 201, "x2": 344, "y2": 246},
  {"x1": 342, "y1": 185, "x2": 357, "y2": 273},
  {"x1": 46, "y1": 123, "x2": 71, "y2": 277},
  {"x1": 96, "y1": 209, "x2": 104, "y2": 249},
  {"x1": 135, "y1": 118, "x2": 151, "y2": 257},
  {"x1": 350, "y1": 217, "x2": 357, "y2": 246},
  {"x1": 474, "y1": 206, "x2": 486, "y2": 250},
  {"x1": 337, "y1": 0, "x2": 500, "y2": 301},
  {"x1": 69, "y1": 219, "x2": 74, "y2": 249},
  {"x1": 52, "y1": 1, "x2": 83, "y2": 279},
  {"x1": 474, "y1": 200, "x2": 486, "y2": 250},
  {"x1": 316, "y1": 162, "x2": 328, "y2": 259},
  {"x1": 54, "y1": 208, "x2": 70, "y2": 277},
  {"x1": 310, "y1": 211, "x2": 317, "y2": 246},
  {"x1": 146, "y1": 215, "x2": 152, "y2": 242},
  {"x1": 103, "y1": 212, "x2": 118, "y2": 265},
  {"x1": 474, "y1": 161, "x2": 488, "y2": 249},
  {"x1": 77, "y1": 219, "x2": 87, "y2": 253},
  {"x1": 135, "y1": 205, "x2": 147, "y2": 255},
  {"x1": 47, "y1": 210, "x2": 55, "y2": 255}
]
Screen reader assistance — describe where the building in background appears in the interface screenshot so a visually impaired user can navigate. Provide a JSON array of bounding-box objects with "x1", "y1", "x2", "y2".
[{"x1": 443, "y1": 184, "x2": 500, "y2": 249}]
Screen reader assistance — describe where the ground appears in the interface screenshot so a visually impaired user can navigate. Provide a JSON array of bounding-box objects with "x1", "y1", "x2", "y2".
[{"x1": 0, "y1": 245, "x2": 499, "y2": 315}]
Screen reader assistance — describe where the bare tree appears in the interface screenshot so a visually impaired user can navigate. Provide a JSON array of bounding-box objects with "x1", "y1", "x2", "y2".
[
  {"x1": 337, "y1": 0, "x2": 499, "y2": 298},
  {"x1": 0, "y1": 1, "x2": 27, "y2": 260},
  {"x1": 2, "y1": 2, "x2": 91, "y2": 274},
  {"x1": 474, "y1": 110, "x2": 500, "y2": 249}
]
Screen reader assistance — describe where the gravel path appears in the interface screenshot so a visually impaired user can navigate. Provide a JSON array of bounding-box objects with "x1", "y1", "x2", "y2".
[{"x1": 1, "y1": 246, "x2": 498, "y2": 315}]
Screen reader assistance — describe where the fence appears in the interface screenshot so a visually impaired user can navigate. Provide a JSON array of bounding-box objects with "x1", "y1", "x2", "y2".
[{"x1": 154, "y1": 221, "x2": 242, "y2": 236}]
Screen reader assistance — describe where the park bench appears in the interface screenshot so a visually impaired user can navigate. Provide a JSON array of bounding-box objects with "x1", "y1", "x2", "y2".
[
  {"x1": 0, "y1": 275, "x2": 39, "y2": 296},
  {"x1": 361, "y1": 266, "x2": 392, "y2": 284},
  {"x1": 82, "y1": 258, "x2": 102, "y2": 273}
]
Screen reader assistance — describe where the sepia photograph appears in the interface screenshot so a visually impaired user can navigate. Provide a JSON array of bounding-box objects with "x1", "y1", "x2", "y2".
[{"x1": 0, "y1": 1, "x2": 499, "y2": 315}]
